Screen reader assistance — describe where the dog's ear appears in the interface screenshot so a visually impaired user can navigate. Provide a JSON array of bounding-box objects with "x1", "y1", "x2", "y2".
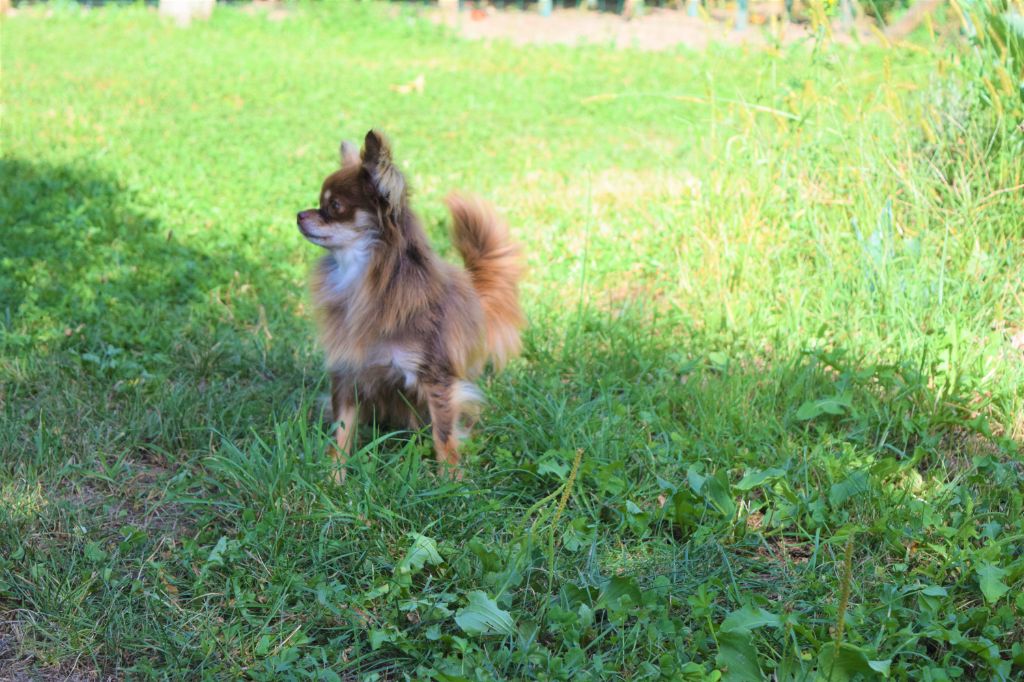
[
  {"x1": 361, "y1": 129, "x2": 406, "y2": 215},
  {"x1": 340, "y1": 140, "x2": 359, "y2": 168}
]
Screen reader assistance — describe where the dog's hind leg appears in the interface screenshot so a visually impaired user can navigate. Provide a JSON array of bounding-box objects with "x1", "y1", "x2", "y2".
[
  {"x1": 424, "y1": 381, "x2": 462, "y2": 479},
  {"x1": 331, "y1": 373, "x2": 358, "y2": 482}
]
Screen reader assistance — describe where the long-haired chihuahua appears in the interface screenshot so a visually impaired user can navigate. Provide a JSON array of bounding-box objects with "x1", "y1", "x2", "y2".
[{"x1": 297, "y1": 130, "x2": 524, "y2": 479}]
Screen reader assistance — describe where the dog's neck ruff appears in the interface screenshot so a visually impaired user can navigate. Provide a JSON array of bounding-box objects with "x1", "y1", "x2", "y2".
[{"x1": 327, "y1": 239, "x2": 373, "y2": 298}]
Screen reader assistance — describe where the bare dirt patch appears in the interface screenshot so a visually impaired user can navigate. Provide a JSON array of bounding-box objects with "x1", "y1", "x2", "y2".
[
  {"x1": 58, "y1": 459, "x2": 193, "y2": 539},
  {"x1": 0, "y1": 620, "x2": 116, "y2": 682},
  {"x1": 937, "y1": 427, "x2": 1023, "y2": 475}
]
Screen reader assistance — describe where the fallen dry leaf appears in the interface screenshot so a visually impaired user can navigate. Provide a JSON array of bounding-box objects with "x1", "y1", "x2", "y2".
[
  {"x1": 390, "y1": 74, "x2": 425, "y2": 95},
  {"x1": 1011, "y1": 329, "x2": 1024, "y2": 351}
]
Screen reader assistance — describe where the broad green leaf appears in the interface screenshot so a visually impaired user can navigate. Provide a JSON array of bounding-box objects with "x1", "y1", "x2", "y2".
[
  {"x1": 538, "y1": 459, "x2": 569, "y2": 479},
  {"x1": 455, "y1": 591, "x2": 515, "y2": 636},
  {"x1": 797, "y1": 396, "x2": 851, "y2": 421},
  {"x1": 656, "y1": 476, "x2": 677, "y2": 492},
  {"x1": 395, "y1": 533, "x2": 443, "y2": 580},
  {"x1": 562, "y1": 583, "x2": 600, "y2": 607},
  {"x1": 206, "y1": 536, "x2": 228, "y2": 566},
  {"x1": 976, "y1": 562, "x2": 1010, "y2": 604},
  {"x1": 796, "y1": 400, "x2": 825, "y2": 421},
  {"x1": 687, "y1": 464, "x2": 708, "y2": 495},
  {"x1": 467, "y1": 538, "x2": 502, "y2": 573},
  {"x1": 254, "y1": 634, "x2": 271, "y2": 657},
  {"x1": 687, "y1": 463, "x2": 734, "y2": 516},
  {"x1": 84, "y1": 541, "x2": 108, "y2": 563},
  {"x1": 917, "y1": 584, "x2": 948, "y2": 612},
  {"x1": 369, "y1": 628, "x2": 393, "y2": 650},
  {"x1": 721, "y1": 604, "x2": 782, "y2": 633},
  {"x1": 821, "y1": 396, "x2": 851, "y2": 414},
  {"x1": 320, "y1": 669, "x2": 341, "y2": 682},
  {"x1": 432, "y1": 674, "x2": 474, "y2": 682},
  {"x1": 669, "y1": 489, "x2": 702, "y2": 532},
  {"x1": 599, "y1": 575, "x2": 643, "y2": 610},
  {"x1": 708, "y1": 351, "x2": 730, "y2": 370},
  {"x1": 716, "y1": 630, "x2": 761, "y2": 681},
  {"x1": 735, "y1": 467, "x2": 786, "y2": 492},
  {"x1": 868, "y1": 659, "x2": 892, "y2": 676},
  {"x1": 361, "y1": 583, "x2": 390, "y2": 601},
  {"x1": 704, "y1": 469, "x2": 737, "y2": 517},
  {"x1": 829, "y1": 470, "x2": 870, "y2": 507},
  {"x1": 816, "y1": 643, "x2": 883, "y2": 681}
]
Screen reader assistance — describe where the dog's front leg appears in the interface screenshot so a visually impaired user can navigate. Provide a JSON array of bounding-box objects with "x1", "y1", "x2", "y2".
[{"x1": 331, "y1": 373, "x2": 358, "y2": 483}]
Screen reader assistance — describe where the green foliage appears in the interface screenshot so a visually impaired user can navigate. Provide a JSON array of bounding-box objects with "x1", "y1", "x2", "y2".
[
  {"x1": 861, "y1": 0, "x2": 908, "y2": 22},
  {"x1": 455, "y1": 592, "x2": 517, "y2": 637},
  {"x1": 1, "y1": 2, "x2": 1023, "y2": 680},
  {"x1": 952, "y1": 0, "x2": 1024, "y2": 150}
]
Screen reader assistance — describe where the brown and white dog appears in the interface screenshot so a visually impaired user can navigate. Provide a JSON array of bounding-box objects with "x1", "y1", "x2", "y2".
[{"x1": 297, "y1": 130, "x2": 524, "y2": 479}]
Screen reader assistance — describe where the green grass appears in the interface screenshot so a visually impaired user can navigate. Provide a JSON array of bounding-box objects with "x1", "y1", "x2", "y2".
[{"x1": 2, "y1": 2, "x2": 1023, "y2": 680}]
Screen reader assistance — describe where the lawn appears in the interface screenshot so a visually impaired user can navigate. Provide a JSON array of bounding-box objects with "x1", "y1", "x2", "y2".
[{"x1": 1, "y1": 2, "x2": 1023, "y2": 680}]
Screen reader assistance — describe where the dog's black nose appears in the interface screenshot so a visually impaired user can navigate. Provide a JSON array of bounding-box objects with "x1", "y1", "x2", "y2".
[{"x1": 296, "y1": 211, "x2": 305, "y2": 223}]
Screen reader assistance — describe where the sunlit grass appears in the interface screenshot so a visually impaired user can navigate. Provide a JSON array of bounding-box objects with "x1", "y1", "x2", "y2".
[{"x1": 1, "y1": 2, "x2": 1022, "y2": 679}]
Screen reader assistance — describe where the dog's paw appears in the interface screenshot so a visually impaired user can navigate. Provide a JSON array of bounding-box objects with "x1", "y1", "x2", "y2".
[{"x1": 436, "y1": 463, "x2": 464, "y2": 481}]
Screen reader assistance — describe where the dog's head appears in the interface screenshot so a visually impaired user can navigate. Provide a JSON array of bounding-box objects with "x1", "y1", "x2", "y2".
[{"x1": 296, "y1": 129, "x2": 407, "y2": 251}]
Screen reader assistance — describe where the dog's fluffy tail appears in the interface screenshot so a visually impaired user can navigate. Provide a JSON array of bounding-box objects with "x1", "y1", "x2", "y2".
[{"x1": 446, "y1": 193, "x2": 525, "y2": 370}]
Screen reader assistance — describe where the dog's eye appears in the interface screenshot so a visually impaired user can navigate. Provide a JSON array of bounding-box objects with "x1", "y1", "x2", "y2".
[{"x1": 330, "y1": 199, "x2": 343, "y2": 213}]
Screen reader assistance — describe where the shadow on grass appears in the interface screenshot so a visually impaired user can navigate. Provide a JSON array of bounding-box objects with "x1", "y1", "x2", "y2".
[
  {"x1": 0, "y1": 157, "x2": 316, "y2": 475},
  {"x1": 0, "y1": 157, "x2": 326, "y2": 676},
  {"x1": 0, "y1": 157, "x2": 210, "y2": 337}
]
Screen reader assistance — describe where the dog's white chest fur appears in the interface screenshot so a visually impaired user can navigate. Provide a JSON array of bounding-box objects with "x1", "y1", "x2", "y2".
[{"x1": 327, "y1": 239, "x2": 372, "y2": 295}]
